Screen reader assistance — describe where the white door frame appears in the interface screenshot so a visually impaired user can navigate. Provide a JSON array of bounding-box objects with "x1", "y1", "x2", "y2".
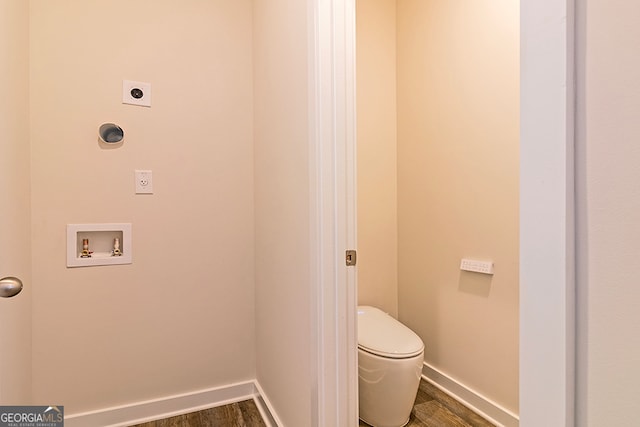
[
  {"x1": 309, "y1": 0, "x2": 358, "y2": 426},
  {"x1": 519, "y1": 0, "x2": 575, "y2": 425},
  {"x1": 311, "y1": 0, "x2": 574, "y2": 425}
]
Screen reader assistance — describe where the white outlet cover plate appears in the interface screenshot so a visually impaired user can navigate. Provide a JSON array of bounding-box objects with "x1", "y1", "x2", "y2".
[
  {"x1": 135, "y1": 170, "x2": 153, "y2": 194},
  {"x1": 123, "y1": 80, "x2": 151, "y2": 107}
]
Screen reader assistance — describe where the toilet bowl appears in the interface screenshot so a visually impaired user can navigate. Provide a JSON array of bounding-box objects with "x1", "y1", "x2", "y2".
[{"x1": 358, "y1": 306, "x2": 424, "y2": 427}]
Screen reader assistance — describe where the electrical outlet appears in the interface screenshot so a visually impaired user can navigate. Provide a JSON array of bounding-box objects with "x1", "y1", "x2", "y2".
[{"x1": 135, "y1": 170, "x2": 153, "y2": 194}]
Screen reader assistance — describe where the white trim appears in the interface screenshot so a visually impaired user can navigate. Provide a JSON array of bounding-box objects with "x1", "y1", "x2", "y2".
[
  {"x1": 308, "y1": 0, "x2": 358, "y2": 426},
  {"x1": 520, "y1": 0, "x2": 575, "y2": 426},
  {"x1": 64, "y1": 381, "x2": 276, "y2": 427},
  {"x1": 308, "y1": 0, "x2": 333, "y2": 424},
  {"x1": 336, "y1": 0, "x2": 359, "y2": 425},
  {"x1": 422, "y1": 363, "x2": 519, "y2": 427},
  {"x1": 253, "y1": 381, "x2": 282, "y2": 427}
]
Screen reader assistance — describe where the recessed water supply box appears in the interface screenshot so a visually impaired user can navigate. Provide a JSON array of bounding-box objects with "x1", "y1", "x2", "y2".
[{"x1": 66, "y1": 223, "x2": 132, "y2": 267}]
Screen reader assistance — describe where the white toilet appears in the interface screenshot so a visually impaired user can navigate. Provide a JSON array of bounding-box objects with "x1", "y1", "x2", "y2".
[{"x1": 358, "y1": 306, "x2": 424, "y2": 427}]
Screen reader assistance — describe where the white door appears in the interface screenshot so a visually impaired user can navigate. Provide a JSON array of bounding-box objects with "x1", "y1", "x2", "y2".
[{"x1": 0, "y1": 0, "x2": 32, "y2": 404}]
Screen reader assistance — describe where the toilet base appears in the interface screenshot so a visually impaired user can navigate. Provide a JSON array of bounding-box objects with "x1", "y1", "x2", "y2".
[{"x1": 358, "y1": 349, "x2": 423, "y2": 427}]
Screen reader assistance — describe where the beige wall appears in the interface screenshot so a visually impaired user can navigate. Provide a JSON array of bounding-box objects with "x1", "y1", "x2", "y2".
[
  {"x1": 576, "y1": 0, "x2": 640, "y2": 424},
  {"x1": 395, "y1": 0, "x2": 519, "y2": 413},
  {"x1": 357, "y1": 0, "x2": 519, "y2": 412},
  {"x1": 29, "y1": 1, "x2": 255, "y2": 413},
  {"x1": 356, "y1": 0, "x2": 399, "y2": 317},
  {"x1": 0, "y1": 0, "x2": 32, "y2": 404},
  {"x1": 253, "y1": 1, "x2": 312, "y2": 425}
]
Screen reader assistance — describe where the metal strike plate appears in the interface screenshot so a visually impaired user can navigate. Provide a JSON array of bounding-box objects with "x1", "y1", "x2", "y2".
[{"x1": 346, "y1": 250, "x2": 357, "y2": 266}]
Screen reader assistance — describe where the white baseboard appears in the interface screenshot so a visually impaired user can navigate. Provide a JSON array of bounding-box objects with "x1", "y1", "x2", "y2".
[
  {"x1": 422, "y1": 363, "x2": 519, "y2": 427},
  {"x1": 63, "y1": 367, "x2": 516, "y2": 427},
  {"x1": 65, "y1": 380, "x2": 280, "y2": 427},
  {"x1": 253, "y1": 381, "x2": 283, "y2": 427}
]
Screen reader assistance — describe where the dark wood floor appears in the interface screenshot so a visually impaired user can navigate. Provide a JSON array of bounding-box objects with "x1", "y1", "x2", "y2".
[
  {"x1": 359, "y1": 379, "x2": 494, "y2": 427},
  {"x1": 129, "y1": 399, "x2": 266, "y2": 427},
  {"x1": 129, "y1": 379, "x2": 493, "y2": 427}
]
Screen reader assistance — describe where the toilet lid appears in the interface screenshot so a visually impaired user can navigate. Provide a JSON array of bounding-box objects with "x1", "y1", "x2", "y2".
[{"x1": 357, "y1": 306, "x2": 424, "y2": 359}]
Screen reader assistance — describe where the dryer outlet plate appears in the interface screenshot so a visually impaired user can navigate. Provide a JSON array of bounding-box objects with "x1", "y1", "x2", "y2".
[{"x1": 123, "y1": 80, "x2": 151, "y2": 107}]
